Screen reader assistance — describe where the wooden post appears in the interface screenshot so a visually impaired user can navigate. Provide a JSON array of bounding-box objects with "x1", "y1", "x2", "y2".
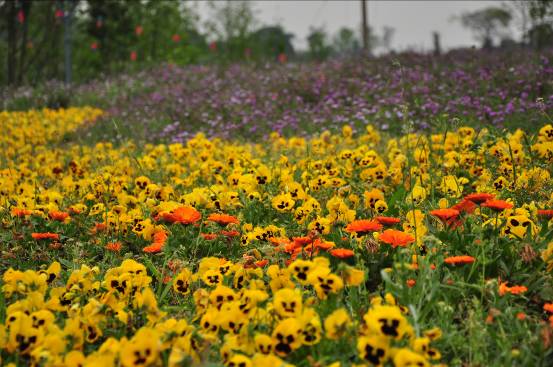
[{"x1": 433, "y1": 32, "x2": 441, "y2": 55}]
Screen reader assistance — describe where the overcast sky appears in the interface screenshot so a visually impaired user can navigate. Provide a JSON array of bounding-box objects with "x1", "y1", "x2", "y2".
[{"x1": 194, "y1": 0, "x2": 519, "y2": 52}]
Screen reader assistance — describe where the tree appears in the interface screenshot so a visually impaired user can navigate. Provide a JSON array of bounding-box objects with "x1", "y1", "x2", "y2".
[
  {"x1": 379, "y1": 26, "x2": 395, "y2": 52},
  {"x1": 204, "y1": 0, "x2": 257, "y2": 61},
  {"x1": 332, "y1": 27, "x2": 359, "y2": 55},
  {"x1": 504, "y1": 0, "x2": 553, "y2": 47},
  {"x1": 307, "y1": 26, "x2": 332, "y2": 61},
  {"x1": 360, "y1": 25, "x2": 384, "y2": 54},
  {"x1": 250, "y1": 26, "x2": 294, "y2": 60},
  {"x1": 459, "y1": 7, "x2": 512, "y2": 49},
  {"x1": 527, "y1": 0, "x2": 553, "y2": 48}
]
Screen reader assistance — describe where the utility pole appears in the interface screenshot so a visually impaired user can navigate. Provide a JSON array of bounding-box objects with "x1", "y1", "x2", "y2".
[
  {"x1": 361, "y1": 0, "x2": 369, "y2": 54},
  {"x1": 64, "y1": 0, "x2": 74, "y2": 85}
]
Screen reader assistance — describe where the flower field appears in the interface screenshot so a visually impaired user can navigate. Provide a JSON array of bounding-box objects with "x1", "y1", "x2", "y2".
[{"x1": 1, "y1": 61, "x2": 553, "y2": 366}]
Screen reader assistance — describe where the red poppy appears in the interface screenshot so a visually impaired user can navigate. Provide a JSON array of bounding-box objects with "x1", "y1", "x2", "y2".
[
  {"x1": 172, "y1": 34, "x2": 181, "y2": 43},
  {"x1": 538, "y1": 209, "x2": 553, "y2": 218},
  {"x1": 135, "y1": 25, "x2": 143, "y2": 36},
  {"x1": 209, "y1": 41, "x2": 217, "y2": 51},
  {"x1": 444, "y1": 255, "x2": 475, "y2": 265},
  {"x1": 464, "y1": 193, "x2": 495, "y2": 204},
  {"x1": 430, "y1": 208, "x2": 460, "y2": 221},
  {"x1": 278, "y1": 53, "x2": 288, "y2": 63},
  {"x1": 330, "y1": 248, "x2": 355, "y2": 259},
  {"x1": 375, "y1": 216, "x2": 401, "y2": 226},
  {"x1": 55, "y1": 9, "x2": 64, "y2": 19},
  {"x1": 481, "y1": 199, "x2": 513, "y2": 211},
  {"x1": 378, "y1": 229, "x2": 415, "y2": 248},
  {"x1": 158, "y1": 206, "x2": 201, "y2": 224},
  {"x1": 90, "y1": 42, "x2": 98, "y2": 50},
  {"x1": 406, "y1": 279, "x2": 416, "y2": 288},
  {"x1": 32, "y1": 232, "x2": 60, "y2": 240},
  {"x1": 105, "y1": 242, "x2": 122, "y2": 252},
  {"x1": 207, "y1": 213, "x2": 239, "y2": 226},
  {"x1": 345, "y1": 219, "x2": 383, "y2": 234},
  {"x1": 130, "y1": 51, "x2": 137, "y2": 61},
  {"x1": 17, "y1": 10, "x2": 25, "y2": 23}
]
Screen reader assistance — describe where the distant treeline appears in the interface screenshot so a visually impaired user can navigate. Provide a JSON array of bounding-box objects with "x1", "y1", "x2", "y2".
[{"x1": 1, "y1": 0, "x2": 553, "y2": 86}]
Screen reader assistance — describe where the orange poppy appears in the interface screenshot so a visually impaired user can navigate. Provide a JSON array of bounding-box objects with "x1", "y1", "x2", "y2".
[
  {"x1": 143, "y1": 230, "x2": 168, "y2": 253},
  {"x1": 444, "y1": 255, "x2": 475, "y2": 265},
  {"x1": 207, "y1": 213, "x2": 240, "y2": 226},
  {"x1": 406, "y1": 279, "x2": 416, "y2": 288},
  {"x1": 293, "y1": 236, "x2": 313, "y2": 246},
  {"x1": 143, "y1": 243, "x2": 162, "y2": 253},
  {"x1": 201, "y1": 233, "x2": 218, "y2": 240},
  {"x1": 11, "y1": 208, "x2": 32, "y2": 217},
  {"x1": 313, "y1": 238, "x2": 335, "y2": 250},
  {"x1": 32, "y1": 232, "x2": 60, "y2": 240},
  {"x1": 451, "y1": 199, "x2": 477, "y2": 214},
  {"x1": 269, "y1": 237, "x2": 291, "y2": 246},
  {"x1": 255, "y1": 259, "x2": 269, "y2": 267},
  {"x1": 464, "y1": 193, "x2": 495, "y2": 204},
  {"x1": 516, "y1": 312, "x2": 526, "y2": 320},
  {"x1": 430, "y1": 208, "x2": 460, "y2": 221},
  {"x1": 499, "y1": 281, "x2": 527, "y2": 296},
  {"x1": 378, "y1": 229, "x2": 415, "y2": 248},
  {"x1": 283, "y1": 241, "x2": 303, "y2": 254},
  {"x1": 68, "y1": 206, "x2": 82, "y2": 215},
  {"x1": 375, "y1": 216, "x2": 401, "y2": 226},
  {"x1": 91, "y1": 223, "x2": 107, "y2": 234},
  {"x1": 220, "y1": 230, "x2": 240, "y2": 237},
  {"x1": 544, "y1": 303, "x2": 553, "y2": 313},
  {"x1": 538, "y1": 209, "x2": 553, "y2": 218},
  {"x1": 105, "y1": 242, "x2": 122, "y2": 252},
  {"x1": 330, "y1": 248, "x2": 355, "y2": 259},
  {"x1": 345, "y1": 219, "x2": 382, "y2": 234},
  {"x1": 49, "y1": 210, "x2": 70, "y2": 222},
  {"x1": 481, "y1": 200, "x2": 513, "y2": 211},
  {"x1": 159, "y1": 206, "x2": 201, "y2": 224}
]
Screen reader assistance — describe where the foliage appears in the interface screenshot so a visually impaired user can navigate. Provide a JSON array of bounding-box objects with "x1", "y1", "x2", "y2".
[{"x1": 459, "y1": 7, "x2": 513, "y2": 48}]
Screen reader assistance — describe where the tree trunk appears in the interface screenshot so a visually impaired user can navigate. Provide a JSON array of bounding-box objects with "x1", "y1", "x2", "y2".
[
  {"x1": 7, "y1": 0, "x2": 17, "y2": 85},
  {"x1": 17, "y1": 0, "x2": 32, "y2": 84}
]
